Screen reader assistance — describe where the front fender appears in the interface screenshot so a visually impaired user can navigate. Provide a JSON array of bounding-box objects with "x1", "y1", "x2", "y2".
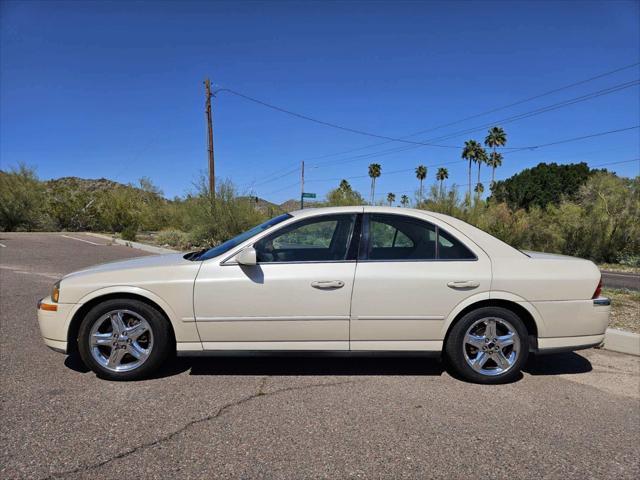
[{"x1": 68, "y1": 285, "x2": 201, "y2": 344}]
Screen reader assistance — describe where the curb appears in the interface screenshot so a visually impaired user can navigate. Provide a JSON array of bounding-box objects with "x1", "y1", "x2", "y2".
[
  {"x1": 603, "y1": 328, "x2": 640, "y2": 356},
  {"x1": 85, "y1": 233, "x2": 181, "y2": 255}
]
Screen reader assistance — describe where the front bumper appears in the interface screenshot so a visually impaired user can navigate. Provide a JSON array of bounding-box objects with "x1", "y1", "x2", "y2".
[{"x1": 37, "y1": 296, "x2": 75, "y2": 354}]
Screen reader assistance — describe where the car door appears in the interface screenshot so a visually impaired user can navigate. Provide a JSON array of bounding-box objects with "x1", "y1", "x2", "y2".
[
  {"x1": 350, "y1": 211, "x2": 491, "y2": 350},
  {"x1": 193, "y1": 213, "x2": 362, "y2": 350}
]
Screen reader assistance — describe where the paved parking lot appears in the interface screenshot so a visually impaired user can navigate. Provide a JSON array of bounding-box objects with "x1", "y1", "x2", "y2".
[{"x1": 1, "y1": 233, "x2": 639, "y2": 479}]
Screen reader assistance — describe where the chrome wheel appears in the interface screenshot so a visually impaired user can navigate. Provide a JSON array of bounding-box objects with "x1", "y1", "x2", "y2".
[
  {"x1": 463, "y1": 317, "x2": 520, "y2": 376},
  {"x1": 89, "y1": 309, "x2": 154, "y2": 373}
]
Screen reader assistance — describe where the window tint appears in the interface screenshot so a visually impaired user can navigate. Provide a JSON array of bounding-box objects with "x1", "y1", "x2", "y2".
[
  {"x1": 364, "y1": 214, "x2": 475, "y2": 261},
  {"x1": 255, "y1": 214, "x2": 356, "y2": 263},
  {"x1": 437, "y1": 228, "x2": 476, "y2": 260},
  {"x1": 370, "y1": 221, "x2": 413, "y2": 248},
  {"x1": 367, "y1": 214, "x2": 436, "y2": 260}
]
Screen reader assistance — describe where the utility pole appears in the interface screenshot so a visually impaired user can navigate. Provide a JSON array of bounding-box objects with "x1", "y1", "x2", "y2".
[
  {"x1": 300, "y1": 160, "x2": 305, "y2": 209},
  {"x1": 204, "y1": 78, "x2": 215, "y2": 198}
]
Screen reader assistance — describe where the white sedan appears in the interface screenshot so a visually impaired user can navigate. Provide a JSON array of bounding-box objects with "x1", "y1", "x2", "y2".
[{"x1": 37, "y1": 206, "x2": 611, "y2": 383}]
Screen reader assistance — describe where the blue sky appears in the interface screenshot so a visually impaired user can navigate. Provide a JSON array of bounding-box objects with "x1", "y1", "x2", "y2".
[{"x1": 1, "y1": 0, "x2": 639, "y2": 203}]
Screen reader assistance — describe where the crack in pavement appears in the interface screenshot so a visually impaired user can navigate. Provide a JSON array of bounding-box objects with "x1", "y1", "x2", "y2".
[{"x1": 42, "y1": 378, "x2": 357, "y2": 479}]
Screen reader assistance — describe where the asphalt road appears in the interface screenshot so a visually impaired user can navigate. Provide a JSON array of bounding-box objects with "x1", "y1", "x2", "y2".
[
  {"x1": 1, "y1": 233, "x2": 639, "y2": 480},
  {"x1": 602, "y1": 271, "x2": 640, "y2": 291}
]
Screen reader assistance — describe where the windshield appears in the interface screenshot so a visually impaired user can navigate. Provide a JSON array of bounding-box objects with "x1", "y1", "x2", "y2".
[{"x1": 192, "y1": 213, "x2": 292, "y2": 261}]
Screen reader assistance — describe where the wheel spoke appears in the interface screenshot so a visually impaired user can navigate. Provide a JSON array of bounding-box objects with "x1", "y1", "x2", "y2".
[
  {"x1": 127, "y1": 342, "x2": 149, "y2": 361},
  {"x1": 496, "y1": 333, "x2": 515, "y2": 348},
  {"x1": 110, "y1": 312, "x2": 126, "y2": 335},
  {"x1": 492, "y1": 351, "x2": 511, "y2": 370},
  {"x1": 126, "y1": 322, "x2": 148, "y2": 341},
  {"x1": 465, "y1": 333, "x2": 486, "y2": 349},
  {"x1": 107, "y1": 347, "x2": 126, "y2": 368},
  {"x1": 91, "y1": 332, "x2": 114, "y2": 347},
  {"x1": 484, "y1": 319, "x2": 497, "y2": 339},
  {"x1": 471, "y1": 352, "x2": 489, "y2": 371}
]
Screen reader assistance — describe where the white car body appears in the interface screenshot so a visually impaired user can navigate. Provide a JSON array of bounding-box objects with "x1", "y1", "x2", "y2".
[{"x1": 38, "y1": 206, "x2": 610, "y2": 359}]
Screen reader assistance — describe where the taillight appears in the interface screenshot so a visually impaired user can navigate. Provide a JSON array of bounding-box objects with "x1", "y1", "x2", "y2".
[{"x1": 592, "y1": 277, "x2": 603, "y2": 299}]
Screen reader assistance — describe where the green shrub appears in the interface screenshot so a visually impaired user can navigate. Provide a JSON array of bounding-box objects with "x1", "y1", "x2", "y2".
[
  {"x1": 121, "y1": 225, "x2": 138, "y2": 241},
  {"x1": 156, "y1": 229, "x2": 190, "y2": 249},
  {"x1": 0, "y1": 165, "x2": 50, "y2": 231}
]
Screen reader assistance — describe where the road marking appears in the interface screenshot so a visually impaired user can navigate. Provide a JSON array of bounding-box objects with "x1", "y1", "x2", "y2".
[
  {"x1": 0, "y1": 243, "x2": 6, "y2": 248},
  {"x1": 0, "y1": 265, "x2": 61, "y2": 280},
  {"x1": 61, "y1": 235, "x2": 105, "y2": 246}
]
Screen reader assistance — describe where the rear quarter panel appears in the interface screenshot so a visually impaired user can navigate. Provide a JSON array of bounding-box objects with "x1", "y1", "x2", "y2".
[{"x1": 491, "y1": 256, "x2": 601, "y2": 301}]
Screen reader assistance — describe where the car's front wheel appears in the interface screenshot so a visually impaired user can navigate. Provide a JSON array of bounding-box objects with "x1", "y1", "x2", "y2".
[
  {"x1": 445, "y1": 306, "x2": 528, "y2": 384},
  {"x1": 77, "y1": 299, "x2": 171, "y2": 380}
]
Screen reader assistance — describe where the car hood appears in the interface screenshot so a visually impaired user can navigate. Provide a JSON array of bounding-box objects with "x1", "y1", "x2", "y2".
[{"x1": 63, "y1": 253, "x2": 193, "y2": 280}]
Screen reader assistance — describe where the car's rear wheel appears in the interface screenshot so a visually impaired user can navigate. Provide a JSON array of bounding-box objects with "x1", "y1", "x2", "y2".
[
  {"x1": 78, "y1": 299, "x2": 170, "y2": 380},
  {"x1": 445, "y1": 306, "x2": 528, "y2": 384}
]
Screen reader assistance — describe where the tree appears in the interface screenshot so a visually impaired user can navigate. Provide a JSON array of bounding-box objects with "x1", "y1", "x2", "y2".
[
  {"x1": 474, "y1": 183, "x2": 484, "y2": 195},
  {"x1": 436, "y1": 167, "x2": 449, "y2": 198},
  {"x1": 487, "y1": 151, "x2": 503, "y2": 186},
  {"x1": 400, "y1": 195, "x2": 410, "y2": 207},
  {"x1": 485, "y1": 127, "x2": 507, "y2": 186},
  {"x1": 491, "y1": 162, "x2": 606, "y2": 210},
  {"x1": 387, "y1": 192, "x2": 396, "y2": 206},
  {"x1": 462, "y1": 140, "x2": 482, "y2": 204},
  {"x1": 0, "y1": 164, "x2": 49, "y2": 231},
  {"x1": 475, "y1": 147, "x2": 488, "y2": 203},
  {"x1": 415, "y1": 165, "x2": 427, "y2": 202},
  {"x1": 368, "y1": 163, "x2": 382, "y2": 204},
  {"x1": 326, "y1": 179, "x2": 365, "y2": 206},
  {"x1": 485, "y1": 126, "x2": 507, "y2": 151}
]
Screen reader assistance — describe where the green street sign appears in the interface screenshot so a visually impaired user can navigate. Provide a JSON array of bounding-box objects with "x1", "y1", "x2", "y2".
[{"x1": 302, "y1": 192, "x2": 316, "y2": 199}]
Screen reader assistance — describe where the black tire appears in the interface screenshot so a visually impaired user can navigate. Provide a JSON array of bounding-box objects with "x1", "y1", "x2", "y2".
[
  {"x1": 445, "y1": 306, "x2": 529, "y2": 384},
  {"x1": 77, "y1": 299, "x2": 171, "y2": 381}
]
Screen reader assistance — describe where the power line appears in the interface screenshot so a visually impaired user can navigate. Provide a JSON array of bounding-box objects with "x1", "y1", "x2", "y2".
[
  {"x1": 257, "y1": 126, "x2": 638, "y2": 199},
  {"x1": 421, "y1": 80, "x2": 639, "y2": 144},
  {"x1": 303, "y1": 126, "x2": 640, "y2": 186},
  {"x1": 311, "y1": 79, "x2": 640, "y2": 168},
  {"x1": 222, "y1": 62, "x2": 639, "y2": 167},
  {"x1": 215, "y1": 88, "x2": 463, "y2": 149},
  {"x1": 502, "y1": 125, "x2": 640, "y2": 155}
]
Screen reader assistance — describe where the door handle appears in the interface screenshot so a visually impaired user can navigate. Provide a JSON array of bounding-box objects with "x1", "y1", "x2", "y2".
[
  {"x1": 311, "y1": 280, "x2": 345, "y2": 289},
  {"x1": 447, "y1": 280, "x2": 480, "y2": 289}
]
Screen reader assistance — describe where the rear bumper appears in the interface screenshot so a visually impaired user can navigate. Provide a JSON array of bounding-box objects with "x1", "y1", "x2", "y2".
[
  {"x1": 533, "y1": 297, "x2": 610, "y2": 354},
  {"x1": 533, "y1": 297, "x2": 611, "y2": 338},
  {"x1": 536, "y1": 333, "x2": 605, "y2": 355}
]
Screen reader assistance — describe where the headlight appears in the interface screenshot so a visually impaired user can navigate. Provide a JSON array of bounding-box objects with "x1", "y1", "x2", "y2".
[{"x1": 52, "y1": 281, "x2": 60, "y2": 303}]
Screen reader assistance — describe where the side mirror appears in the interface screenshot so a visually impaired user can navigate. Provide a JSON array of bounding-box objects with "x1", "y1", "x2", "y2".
[{"x1": 235, "y1": 247, "x2": 257, "y2": 266}]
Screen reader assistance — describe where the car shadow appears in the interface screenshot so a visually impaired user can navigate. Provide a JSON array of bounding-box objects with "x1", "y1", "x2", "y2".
[
  {"x1": 64, "y1": 350, "x2": 594, "y2": 381},
  {"x1": 524, "y1": 352, "x2": 593, "y2": 375},
  {"x1": 170, "y1": 353, "x2": 445, "y2": 377}
]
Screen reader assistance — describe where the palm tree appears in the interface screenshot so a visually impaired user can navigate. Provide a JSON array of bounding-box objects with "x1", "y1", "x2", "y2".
[
  {"x1": 474, "y1": 183, "x2": 484, "y2": 195},
  {"x1": 461, "y1": 140, "x2": 481, "y2": 203},
  {"x1": 387, "y1": 192, "x2": 396, "y2": 206},
  {"x1": 487, "y1": 151, "x2": 503, "y2": 186},
  {"x1": 400, "y1": 194, "x2": 409, "y2": 207},
  {"x1": 436, "y1": 167, "x2": 449, "y2": 198},
  {"x1": 485, "y1": 127, "x2": 507, "y2": 186},
  {"x1": 475, "y1": 147, "x2": 488, "y2": 203},
  {"x1": 368, "y1": 163, "x2": 381, "y2": 204},
  {"x1": 415, "y1": 165, "x2": 427, "y2": 202}
]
